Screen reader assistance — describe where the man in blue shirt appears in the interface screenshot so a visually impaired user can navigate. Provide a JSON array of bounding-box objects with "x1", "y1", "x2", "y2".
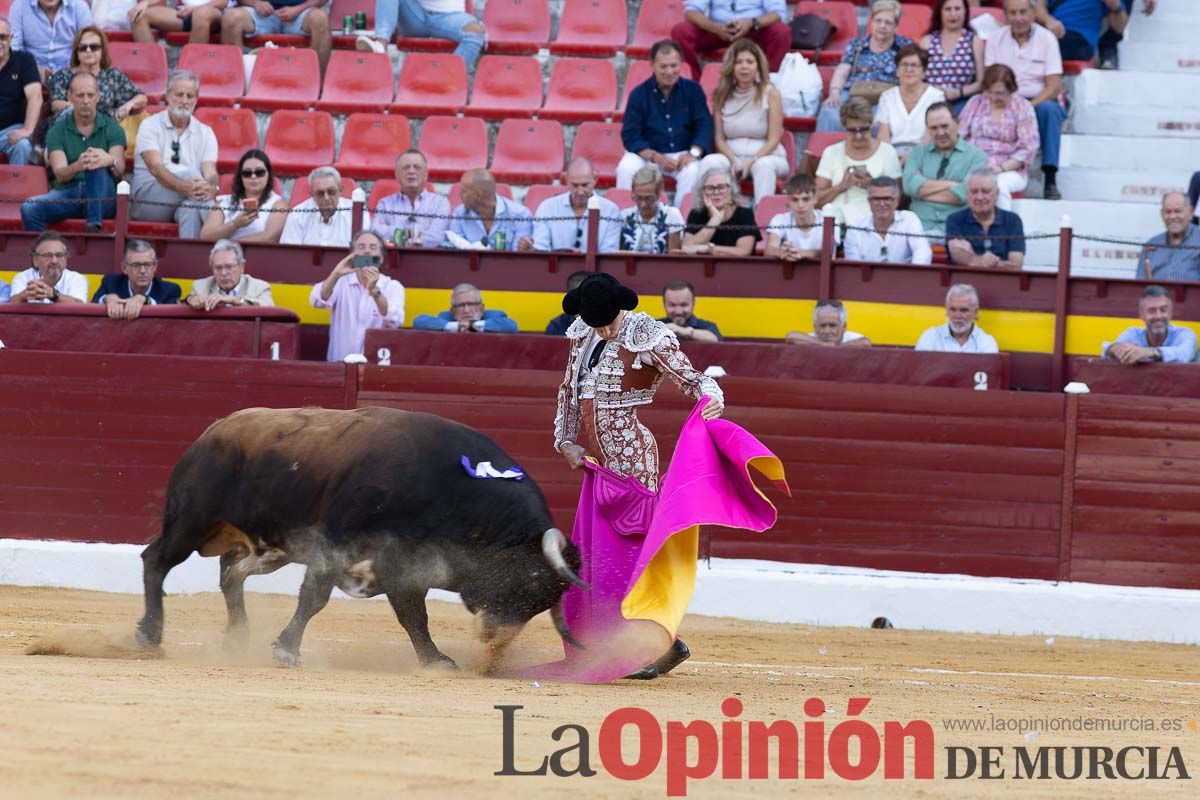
[
  {"x1": 1037, "y1": 0, "x2": 1128, "y2": 62},
  {"x1": 1103, "y1": 284, "x2": 1197, "y2": 365},
  {"x1": 449, "y1": 168, "x2": 534, "y2": 251},
  {"x1": 9, "y1": 0, "x2": 91, "y2": 77},
  {"x1": 1139, "y1": 192, "x2": 1200, "y2": 282},
  {"x1": 672, "y1": 0, "x2": 791, "y2": 78},
  {"x1": 617, "y1": 39, "x2": 713, "y2": 204},
  {"x1": 412, "y1": 283, "x2": 519, "y2": 333},
  {"x1": 659, "y1": 279, "x2": 723, "y2": 342},
  {"x1": 222, "y1": 0, "x2": 332, "y2": 75},
  {"x1": 946, "y1": 171, "x2": 1026, "y2": 270},
  {"x1": 532, "y1": 158, "x2": 622, "y2": 253}
]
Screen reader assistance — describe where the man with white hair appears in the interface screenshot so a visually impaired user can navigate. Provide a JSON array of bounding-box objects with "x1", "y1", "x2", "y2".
[
  {"x1": 532, "y1": 158, "x2": 621, "y2": 253},
  {"x1": 946, "y1": 170, "x2": 1026, "y2": 270},
  {"x1": 786, "y1": 299, "x2": 871, "y2": 347},
  {"x1": 844, "y1": 176, "x2": 932, "y2": 265},
  {"x1": 130, "y1": 69, "x2": 218, "y2": 238},
  {"x1": 915, "y1": 284, "x2": 999, "y2": 354},
  {"x1": 281, "y1": 166, "x2": 368, "y2": 247},
  {"x1": 186, "y1": 239, "x2": 274, "y2": 310},
  {"x1": 1139, "y1": 192, "x2": 1200, "y2": 282}
]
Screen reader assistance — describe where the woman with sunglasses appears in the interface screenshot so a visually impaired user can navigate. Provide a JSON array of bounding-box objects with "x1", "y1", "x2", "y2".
[
  {"x1": 813, "y1": 96, "x2": 902, "y2": 227},
  {"x1": 678, "y1": 167, "x2": 760, "y2": 256},
  {"x1": 200, "y1": 148, "x2": 286, "y2": 243},
  {"x1": 47, "y1": 27, "x2": 147, "y2": 125}
]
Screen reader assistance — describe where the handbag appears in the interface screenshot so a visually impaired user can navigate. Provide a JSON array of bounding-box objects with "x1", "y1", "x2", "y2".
[
  {"x1": 845, "y1": 38, "x2": 894, "y2": 106},
  {"x1": 790, "y1": 14, "x2": 834, "y2": 51}
]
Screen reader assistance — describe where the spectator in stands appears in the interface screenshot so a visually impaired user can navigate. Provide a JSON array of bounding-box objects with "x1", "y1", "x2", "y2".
[
  {"x1": 357, "y1": 0, "x2": 485, "y2": 70},
  {"x1": 21, "y1": 73, "x2": 124, "y2": 233},
  {"x1": 0, "y1": 279, "x2": 9, "y2": 303},
  {"x1": 660, "y1": 279, "x2": 722, "y2": 343},
  {"x1": 672, "y1": 0, "x2": 790, "y2": 79},
  {"x1": 10, "y1": 0, "x2": 92, "y2": 78},
  {"x1": 47, "y1": 26, "x2": 146, "y2": 127},
  {"x1": 92, "y1": 239, "x2": 181, "y2": 319},
  {"x1": 919, "y1": 0, "x2": 984, "y2": 113},
  {"x1": 131, "y1": 70, "x2": 218, "y2": 239},
  {"x1": 1103, "y1": 284, "x2": 1196, "y2": 364},
  {"x1": 200, "y1": 148, "x2": 286, "y2": 243},
  {"x1": 0, "y1": 15, "x2": 42, "y2": 165},
  {"x1": 8, "y1": 231, "x2": 87, "y2": 304},
  {"x1": 617, "y1": 39, "x2": 713, "y2": 204},
  {"x1": 815, "y1": 97, "x2": 902, "y2": 227},
  {"x1": 545, "y1": 271, "x2": 591, "y2": 336},
  {"x1": 915, "y1": 283, "x2": 999, "y2": 353},
  {"x1": 310, "y1": 230, "x2": 405, "y2": 361},
  {"x1": 449, "y1": 168, "x2": 534, "y2": 251},
  {"x1": 875, "y1": 45, "x2": 945, "y2": 161},
  {"x1": 903, "y1": 102, "x2": 987, "y2": 233},
  {"x1": 619, "y1": 166, "x2": 686, "y2": 254},
  {"x1": 533, "y1": 158, "x2": 621, "y2": 253},
  {"x1": 697, "y1": 39, "x2": 788, "y2": 206},
  {"x1": 946, "y1": 170, "x2": 1026, "y2": 269},
  {"x1": 1036, "y1": 0, "x2": 1127, "y2": 62},
  {"x1": 413, "y1": 283, "x2": 518, "y2": 333},
  {"x1": 129, "y1": 0, "x2": 229, "y2": 45},
  {"x1": 680, "y1": 167, "x2": 760, "y2": 256},
  {"x1": 844, "y1": 176, "x2": 933, "y2": 265},
  {"x1": 817, "y1": 0, "x2": 912, "y2": 133},
  {"x1": 221, "y1": 0, "x2": 332, "y2": 76},
  {"x1": 282, "y1": 166, "x2": 365, "y2": 248},
  {"x1": 371, "y1": 149, "x2": 450, "y2": 248},
  {"x1": 186, "y1": 238, "x2": 274, "y2": 310},
  {"x1": 1098, "y1": 1, "x2": 1155, "y2": 70},
  {"x1": 765, "y1": 174, "x2": 825, "y2": 261},
  {"x1": 1139, "y1": 192, "x2": 1200, "y2": 281},
  {"x1": 955, "y1": 64, "x2": 1039, "y2": 210},
  {"x1": 787, "y1": 299, "x2": 871, "y2": 347},
  {"x1": 986, "y1": 0, "x2": 1066, "y2": 200}
]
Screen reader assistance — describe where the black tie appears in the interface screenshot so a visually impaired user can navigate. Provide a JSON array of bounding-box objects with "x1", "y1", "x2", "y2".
[{"x1": 936, "y1": 156, "x2": 950, "y2": 180}]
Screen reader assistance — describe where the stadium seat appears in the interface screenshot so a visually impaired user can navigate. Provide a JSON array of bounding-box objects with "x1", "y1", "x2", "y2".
[
  {"x1": 263, "y1": 110, "x2": 336, "y2": 176},
  {"x1": 971, "y1": 6, "x2": 1006, "y2": 25},
  {"x1": 242, "y1": 47, "x2": 320, "y2": 111},
  {"x1": 419, "y1": 116, "x2": 489, "y2": 181},
  {"x1": 603, "y1": 188, "x2": 634, "y2": 209},
  {"x1": 0, "y1": 166, "x2": 48, "y2": 231},
  {"x1": 335, "y1": 114, "x2": 412, "y2": 180},
  {"x1": 677, "y1": 192, "x2": 694, "y2": 219},
  {"x1": 628, "y1": 0, "x2": 687, "y2": 59},
  {"x1": 700, "y1": 62, "x2": 720, "y2": 101},
  {"x1": 570, "y1": 121, "x2": 624, "y2": 187},
  {"x1": 754, "y1": 194, "x2": 789, "y2": 231},
  {"x1": 107, "y1": 42, "x2": 168, "y2": 99},
  {"x1": 391, "y1": 53, "x2": 468, "y2": 115},
  {"x1": 614, "y1": 60, "x2": 694, "y2": 121},
  {"x1": 1063, "y1": 57, "x2": 1097, "y2": 76},
  {"x1": 194, "y1": 108, "x2": 259, "y2": 173},
  {"x1": 447, "y1": 181, "x2": 514, "y2": 210},
  {"x1": 804, "y1": 131, "x2": 846, "y2": 163},
  {"x1": 550, "y1": 0, "x2": 628, "y2": 57},
  {"x1": 290, "y1": 175, "x2": 358, "y2": 206},
  {"x1": 793, "y1": 1, "x2": 859, "y2": 64},
  {"x1": 894, "y1": 4, "x2": 933, "y2": 41},
  {"x1": 315, "y1": 51, "x2": 395, "y2": 114},
  {"x1": 540, "y1": 59, "x2": 618, "y2": 123},
  {"x1": 482, "y1": 0, "x2": 550, "y2": 54},
  {"x1": 464, "y1": 55, "x2": 542, "y2": 119},
  {"x1": 177, "y1": 44, "x2": 245, "y2": 106},
  {"x1": 490, "y1": 119, "x2": 565, "y2": 184},
  {"x1": 522, "y1": 184, "x2": 563, "y2": 212}
]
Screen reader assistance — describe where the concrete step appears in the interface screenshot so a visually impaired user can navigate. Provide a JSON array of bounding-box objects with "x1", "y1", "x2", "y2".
[
  {"x1": 1127, "y1": 11, "x2": 1200, "y2": 44},
  {"x1": 1118, "y1": 42, "x2": 1200, "y2": 74},
  {"x1": 1058, "y1": 167, "x2": 1187, "y2": 205},
  {"x1": 1059, "y1": 134, "x2": 1198, "y2": 170},
  {"x1": 1073, "y1": 103, "x2": 1200, "y2": 138},
  {"x1": 1013, "y1": 199, "x2": 1162, "y2": 278},
  {"x1": 1073, "y1": 69, "x2": 1200, "y2": 109},
  {"x1": 1146, "y1": 0, "x2": 1200, "y2": 16}
]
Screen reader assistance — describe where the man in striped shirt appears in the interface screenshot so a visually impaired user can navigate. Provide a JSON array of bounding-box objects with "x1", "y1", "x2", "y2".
[{"x1": 1140, "y1": 192, "x2": 1200, "y2": 282}]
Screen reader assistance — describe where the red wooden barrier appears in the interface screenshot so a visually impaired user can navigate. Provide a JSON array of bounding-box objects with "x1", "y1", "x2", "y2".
[{"x1": 1067, "y1": 356, "x2": 1200, "y2": 397}]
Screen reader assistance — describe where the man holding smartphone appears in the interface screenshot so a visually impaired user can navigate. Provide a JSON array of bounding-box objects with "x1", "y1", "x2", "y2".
[{"x1": 310, "y1": 230, "x2": 406, "y2": 361}]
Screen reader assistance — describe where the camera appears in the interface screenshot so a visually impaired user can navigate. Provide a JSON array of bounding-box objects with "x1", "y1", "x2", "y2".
[{"x1": 352, "y1": 254, "x2": 381, "y2": 269}]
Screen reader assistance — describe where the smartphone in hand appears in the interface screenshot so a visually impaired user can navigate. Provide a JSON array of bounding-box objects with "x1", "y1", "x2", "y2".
[
  {"x1": 352, "y1": 254, "x2": 381, "y2": 269},
  {"x1": 242, "y1": 197, "x2": 259, "y2": 213}
]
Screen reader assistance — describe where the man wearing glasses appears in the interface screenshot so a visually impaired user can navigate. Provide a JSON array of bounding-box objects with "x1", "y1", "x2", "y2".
[
  {"x1": 186, "y1": 239, "x2": 274, "y2": 310},
  {"x1": 412, "y1": 283, "x2": 519, "y2": 333},
  {"x1": 8, "y1": 231, "x2": 87, "y2": 305},
  {"x1": 532, "y1": 158, "x2": 621, "y2": 254},
  {"x1": 92, "y1": 239, "x2": 182, "y2": 319},
  {"x1": 0, "y1": 16, "x2": 41, "y2": 165},
  {"x1": 281, "y1": 165, "x2": 368, "y2": 247},
  {"x1": 130, "y1": 69, "x2": 219, "y2": 239},
  {"x1": 902, "y1": 102, "x2": 986, "y2": 235},
  {"x1": 844, "y1": 176, "x2": 932, "y2": 265}
]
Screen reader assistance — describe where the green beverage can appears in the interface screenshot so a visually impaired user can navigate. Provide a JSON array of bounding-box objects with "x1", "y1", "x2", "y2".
[
  {"x1": 393, "y1": 227, "x2": 407, "y2": 248},
  {"x1": 493, "y1": 230, "x2": 507, "y2": 251},
  {"x1": 342, "y1": 15, "x2": 354, "y2": 35},
  {"x1": 355, "y1": 10, "x2": 368, "y2": 30}
]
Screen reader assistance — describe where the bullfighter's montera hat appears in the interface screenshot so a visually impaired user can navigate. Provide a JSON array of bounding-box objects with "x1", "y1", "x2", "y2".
[{"x1": 562, "y1": 273, "x2": 639, "y2": 328}]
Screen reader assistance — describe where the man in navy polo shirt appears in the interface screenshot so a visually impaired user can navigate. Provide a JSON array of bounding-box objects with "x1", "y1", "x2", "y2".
[
  {"x1": 0, "y1": 16, "x2": 41, "y2": 165},
  {"x1": 946, "y1": 170, "x2": 1026, "y2": 270},
  {"x1": 659, "y1": 278, "x2": 723, "y2": 343}
]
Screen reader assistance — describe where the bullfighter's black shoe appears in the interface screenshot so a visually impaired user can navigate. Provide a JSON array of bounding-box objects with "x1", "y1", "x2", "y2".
[
  {"x1": 653, "y1": 638, "x2": 691, "y2": 675},
  {"x1": 623, "y1": 663, "x2": 659, "y2": 680}
]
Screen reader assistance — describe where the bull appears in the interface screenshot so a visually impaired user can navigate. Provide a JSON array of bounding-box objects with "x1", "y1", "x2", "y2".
[{"x1": 135, "y1": 406, "x2": 586, "y2": 671}]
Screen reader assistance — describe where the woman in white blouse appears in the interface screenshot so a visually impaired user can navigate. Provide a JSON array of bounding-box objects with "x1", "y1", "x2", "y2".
[
  {"x1": 200, "y1": 148, "x2": 287, "y2": 243},
  {"x1": 875, "y1": 45, "x2": 945, "y2": 163}
]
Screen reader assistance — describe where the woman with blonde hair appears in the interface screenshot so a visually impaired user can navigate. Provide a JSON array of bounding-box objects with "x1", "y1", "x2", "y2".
[{"x1": 697, "y1": 39, "x2": 788, "y2": 206}]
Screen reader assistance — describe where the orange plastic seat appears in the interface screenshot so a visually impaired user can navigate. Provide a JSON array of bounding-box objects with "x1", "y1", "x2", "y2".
[
  {"x1": 628, "y1": 0, "x2": 687, "y2": 59},
  {"x1": 391, "y1": 53, "x2": 467, "y2": 115},
  {"x1": 540, "y1": 58, "x2": 617, "y2": 122},
  {"x1": 482, "y1": 0, "x2": 550, "y2": 54},
  {"x1": 194, "y1": 108, "x2": 259, "y2": 173},
  {"x1": 419, "y1": 116, "x2": 489, "y2": 181},
  {"x1": 315, "y1": 51, "x2": 395, "y2": 114},
  {"x1": 243, "y1": 48, "x2": 320, "y2": 111},
  {"x1": 263, "y1": 110, "x2": 336, "y2": 176},
  {"x1": 177, "y1": 44, "x2": 245, "y2": 106},
  {"x1": 490, "y1": 119, "x2": 565, "y2": 184},
  {"x1": 108, "y1": 42, "x2": 168, "y2": 99},
  {"x1": 335, "y1": 114, "x2": 412, "y2": 180},
  {"x1": 522, "y1": 184, "x2": 563, "y2": 213},
  {"x1": 570, "y1": 121, "x2": 624, "y2": 187},
  {"x1": 0, "y1": 166, "x2": 48, "y2": 230},
  {"x1": 550, "y1": 0, "x2": 628, "y2": 57},
  {"x1": 465, "y1": 56, "x2": 541, "y2": 119}
]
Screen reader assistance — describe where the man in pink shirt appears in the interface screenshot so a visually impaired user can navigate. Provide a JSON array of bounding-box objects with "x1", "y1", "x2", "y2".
[
  {"x1": 310, "y1": 229, "x2": 406, "y2": 361},
  {"x1": 984, "y1": 0, "x2": 1066, "y2": 200}
]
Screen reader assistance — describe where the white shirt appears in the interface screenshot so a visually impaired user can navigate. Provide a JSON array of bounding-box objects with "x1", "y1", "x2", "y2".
[
  {"x1": 767, "y1": 209, "x2": 825, "y2": 251},
  {"x1": 281, "y1": 197, "x2": 370, "y2": 248},
  {"x1": 915, "y1": 322, "x2": 999, "y2": 354},
  {"x1": 874, "y1": 85, "x2": 946, "y2": 149},
  {"x1": 214, "y1": 192, "x2": 285, "y2": 241},
  {"x1": 532, "y1": 192, "x2": 622, "y2": 253},
  {"x1": 133, "y1": 110, "x2": 218, "y2": 193},
  {"x1": 11, "y1": 267, "x2": 89, "y2": 304},
  {"x1": 418, "y1": 0, "x2": 465, "y2": 12},
  {"x1": 844, "y1": 210, "x2": 932, "y2": 265}
]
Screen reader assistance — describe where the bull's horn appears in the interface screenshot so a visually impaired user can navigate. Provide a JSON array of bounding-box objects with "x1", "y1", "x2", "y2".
[
  {"x1": 542, "y1": 528, "x2": 589, "y2": 590},
  {"x1": 551, "y1": 599, "x2": 585, "y2": 649}
]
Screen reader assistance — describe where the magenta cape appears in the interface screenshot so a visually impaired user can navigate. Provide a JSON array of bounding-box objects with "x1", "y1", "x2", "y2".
[{"x1": 523, "y1": 398, "x2": 789, "y2": 683}]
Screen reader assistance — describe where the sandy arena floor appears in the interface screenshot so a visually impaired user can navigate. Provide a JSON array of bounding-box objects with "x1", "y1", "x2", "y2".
[{"x1": 0, "y1": 585, "x2": 1197, "y2": 798}]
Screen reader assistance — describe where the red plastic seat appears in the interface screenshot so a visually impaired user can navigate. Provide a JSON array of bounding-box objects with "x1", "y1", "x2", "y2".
[
  {"x1": 893, "y1": 4, "x2": 933, "y2": 41},
  {"x1": 971, "y1": 6, "x2": 1006, "y2": 24},
  {"x1": 628, "y1": 0, "x2": 687, "y2": 59},
  {"x1": 263, "y1": 110, "x2": 335, "y2": 175},
  {"x1": 290, "y1": 175, "x2": 358, "y2": 206},
  {"x1": 419, "y1": 116, "x2": 489, "y2": 181},
  {"x1": 549, "y1": 0, "x2": 628, "y2": 57},
  {"x1": 570, "y1": 121, "x2": 623, "y2": 187},
  {"x1": 335, "y1": 113, "x2": 412, "y2": 180},
  {"x1": 194, "y1": 107, "x2": 260, "y2": 172},
  {"x1": 805, "y1": 132, "x2": 846, "y2": 161},
  {"x1": 315, "y1": 51, "x2": 394, "y2": 113},
  {"x1": 754, "y1": 194, "x2": 790, "y2": 231},
  {"x1": 700, "y1": 62, "x2": 720, "y2": 101},
  {"x1": 614, "y1": 60, "x2": 694, "y2": 121},
  {"x1": 482, "y1": 0, "x2": 550, "y2": 54},
  {"x1": 540, "y1": 58, "x2": 617, "y2": 122},
  {"x1": 108, "y1": 42, "x2": 168, "y2": 99},
  {"x1": 243, "y1": 47, "x2": 320, "y2": 111},
  {"x1": 604, "y1": 188, "x2": 633, "y2": 209},
  {"x1": 177, "y1": 44, "x2": 245, "y2": 106},
  {"x1": 490, "y1": 119, "x2": 565, "y2": 183},
  {"x1": 391, "y1": 53, "x2": 467, "y2": 115},
  {"x1": 522, "y1": 184, "x2": 563, "y2": 212},
  {"x1": 793, "y1": 1, "x2": 859, "y2": 64},
  {"x1": 677, "y1": 192, "x2": 694, "y2": 219},
  {"x1": 465, "y1": 55, "x2": 541, "y2": 119},
  {"x1": 447, "y1": 181, "x2": 514, "y2": 209},
  {"x1": 0, "y1": 166, "x2": 48, "y2": 230},
  {"x1": 1063, "y1": 57, "x2": 1097, "y2": 75}
]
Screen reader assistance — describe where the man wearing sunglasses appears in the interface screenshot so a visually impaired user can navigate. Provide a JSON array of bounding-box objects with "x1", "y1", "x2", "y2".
[
  {"x1": 532, "y1": 158, "x2": 621, "y2": 254},
  {"x1": 0, "y1": 16, "x2": 41, "y2": 165},
  {"x1": 902, "y1": 102, "x2": 986, "y2": 235}
]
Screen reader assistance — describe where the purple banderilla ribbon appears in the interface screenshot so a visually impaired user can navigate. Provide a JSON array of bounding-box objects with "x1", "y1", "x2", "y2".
[{"x1": 460, "y1": 455, "x2": 526, "y2": 480}]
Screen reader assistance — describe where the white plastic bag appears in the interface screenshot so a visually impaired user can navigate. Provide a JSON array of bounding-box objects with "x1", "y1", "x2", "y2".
[{"x1": 771, "y1": 52, "x2": 823, "y2": 118}]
